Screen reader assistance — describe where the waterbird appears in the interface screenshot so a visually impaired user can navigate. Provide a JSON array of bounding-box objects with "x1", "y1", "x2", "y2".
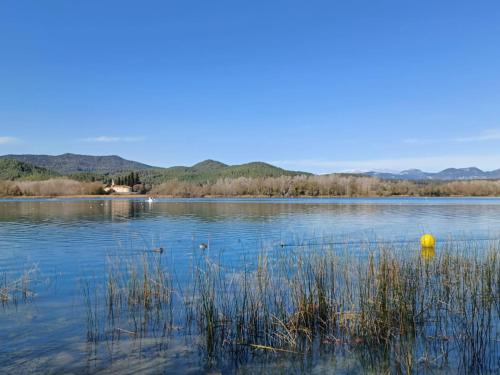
[
  {"x1": 147, "y1": 197, "x2": 154, "y2": 203},
  {"x1": 152, "y1": 247, "x2": 164, "y2": 254},
  {"x1": 199, "y1": 243, "x2": 208, "y2": 250}
]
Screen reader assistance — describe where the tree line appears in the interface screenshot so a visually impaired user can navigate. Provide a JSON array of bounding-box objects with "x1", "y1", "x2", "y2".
[
  {"x1": 2, "y1": 174, "x2": 500, "y2": 197},
  {"x1": 112, "y1": 172, "x2": 141, "y2": 187},
  {"x1": 150, "y1": 175, "x2": 500, "y2": 197}
]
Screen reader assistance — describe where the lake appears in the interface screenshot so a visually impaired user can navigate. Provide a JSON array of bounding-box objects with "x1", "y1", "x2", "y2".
[{"x1": 1, "y1": 197, "x2": 499, "y2": 374}]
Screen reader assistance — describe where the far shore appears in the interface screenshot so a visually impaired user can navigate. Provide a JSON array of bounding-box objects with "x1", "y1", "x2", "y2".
[{"x1": 1, "y1": 194, "x2": 500, "y2": 199}]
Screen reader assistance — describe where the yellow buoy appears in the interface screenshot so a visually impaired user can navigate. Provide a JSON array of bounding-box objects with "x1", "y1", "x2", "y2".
[{"x1": 420, "y1": 234, "x2": 436, "y2": 248}]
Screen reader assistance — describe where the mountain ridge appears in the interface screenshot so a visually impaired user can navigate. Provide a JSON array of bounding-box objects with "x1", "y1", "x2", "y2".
[
  {"x1": 363, "y1": 167, "x2": 500, "y2": 180},
  {"x1": 0, "y1": 153, "x2": 156, "y2": 174},
  {"x1": 140, "y1": 160, "x2": 310, "y2": 184},
  {"x1": 1, "y1": 153, "x2": 499, "y2": 181},
  {"x1": 0, "y1": 155, "x2": 310, "y2": 183}
]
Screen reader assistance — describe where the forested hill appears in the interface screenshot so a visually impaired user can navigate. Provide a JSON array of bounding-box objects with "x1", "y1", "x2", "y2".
[
  {"x1": 139, "y1": 160, "x2": 310, "y2": 184},
  {"x1": 0, "y1": 159, "x2": 60, "y2": 180},
  {"x1": 0, "y1": 153, "x2": 155, "y2": 174},
  {"x1": 0, "y1": 155, "x2": 309, "y2": 183}
]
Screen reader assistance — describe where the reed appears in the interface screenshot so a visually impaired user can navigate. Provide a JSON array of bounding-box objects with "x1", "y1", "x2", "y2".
[
  {"x1": 0, "y1": 265, "x2": 38, "y2": 306},
  {"x1": 188, "y1": 242, "x2": 499, "y2": 371},
  {"x1": 83, "y1": 252, "x2": 174, "y2": 343},
  {"x1": 81, "y1": 240, "x2": 500, "y2": 373},
  {"x1": 82, "y1": 277, "x2": 100, "y2": 342}
]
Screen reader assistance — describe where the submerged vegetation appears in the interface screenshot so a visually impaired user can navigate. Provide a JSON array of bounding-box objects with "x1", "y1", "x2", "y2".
[{"x1": 80, "y1": 241, "x2": 500, "y2": 373}]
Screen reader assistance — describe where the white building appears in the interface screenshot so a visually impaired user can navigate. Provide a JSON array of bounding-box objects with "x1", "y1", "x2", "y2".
[{"x1": 104, "y1": 179, "x2": 133, "y2": 194}]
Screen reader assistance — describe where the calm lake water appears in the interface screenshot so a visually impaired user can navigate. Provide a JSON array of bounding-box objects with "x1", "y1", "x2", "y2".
[{"x1": 1, "y1": 197, "x2": 499, "y2": 374}]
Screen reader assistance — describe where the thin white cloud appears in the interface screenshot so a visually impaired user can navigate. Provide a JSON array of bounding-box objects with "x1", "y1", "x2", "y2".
[
  {"x1": 0, "y1": 136, "x2": 20, "y2": 144},
  {"x1": 81, "y1": 136, "x2": 146, "y2": 143},
  {"x1": 402, "y1": 138, "x2": 436, "y2": 145},
  {"x1": 404, "y1": 128, "x2": 500, "y2": 145},
  {"x1": 273, "y1": 154, "x2": 500, "y2": 174},
  {"x1": 452, "y1": 129, "x2": 500, "y2": 142}
]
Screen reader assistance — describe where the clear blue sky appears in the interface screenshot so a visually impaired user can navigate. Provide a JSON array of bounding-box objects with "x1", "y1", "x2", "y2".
[{"x1": 1, "y1": 1, "x2": 500, "y2": 173}]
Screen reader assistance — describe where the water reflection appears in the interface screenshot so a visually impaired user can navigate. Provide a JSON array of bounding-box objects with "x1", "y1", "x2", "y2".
[
  {"x1": 420, "y1": 246, "x2": 436, "y2": 260},
  {"x1": 1, "y1": 198, "x2": 500, "y2": 230}
]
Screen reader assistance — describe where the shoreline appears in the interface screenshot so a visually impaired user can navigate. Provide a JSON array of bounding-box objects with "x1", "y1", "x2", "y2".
[{"x1": 1, "y1": 194, "x2": 500, "y2": 199}]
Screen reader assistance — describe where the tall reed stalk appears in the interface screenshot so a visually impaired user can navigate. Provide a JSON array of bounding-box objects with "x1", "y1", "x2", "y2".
[
  {"x1": 0, "y1": 265, "x2": 38, "y2": 306},
  {"x1": 82, "y1": 241, "x2": 499, "y2": 373}
]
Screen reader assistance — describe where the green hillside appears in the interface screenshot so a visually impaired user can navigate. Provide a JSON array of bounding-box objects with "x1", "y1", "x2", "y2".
[
  {"x1": 0, "y1": 153, "x2": 156, "y2": 174},
  {"x1": 0, "y1": 159, "x2": 60, "y2": 181},
  {"x1": 138, "y1": 160, "x2": 309, "y2": 184},
  {"x1": 0, "y1": 154, "x2": 310, "y2": 185}
]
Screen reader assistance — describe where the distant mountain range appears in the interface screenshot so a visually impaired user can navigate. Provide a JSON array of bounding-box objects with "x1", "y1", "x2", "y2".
[
  {"x1": 0, "y1": 154, "x2": 308, "y2": 183},
  {"x1": 363, "y1": 167, "x2": 500, "y2": 180},
  {"x1": 1, "y1": 153, "x2": 499, "y2": 182}
]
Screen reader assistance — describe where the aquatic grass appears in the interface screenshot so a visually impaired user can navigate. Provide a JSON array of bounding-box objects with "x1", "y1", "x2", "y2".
[
  {"x1": 81, "y1": 239, "x2": 500, "y2": 373},
  {"x1": 83, "y1": 252, "x2": 174, "y2": 344},
  {"x1": 82, "y1": 277, "x2": 100, "y2": 343},
  {"x1": 187, "y1": 241, "x2": 499, "y2": 372},
  {"x1": 0, "y1": 264, "x2": 39, "y2": 306}
]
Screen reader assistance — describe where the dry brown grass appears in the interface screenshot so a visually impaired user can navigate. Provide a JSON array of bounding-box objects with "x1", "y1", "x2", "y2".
[
  {"x1": 150, "y1": 175, "x2": 500, "y2": 197},
  {"x1": 0, "y1": 178, "x2": 105, "y2": 197}
]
